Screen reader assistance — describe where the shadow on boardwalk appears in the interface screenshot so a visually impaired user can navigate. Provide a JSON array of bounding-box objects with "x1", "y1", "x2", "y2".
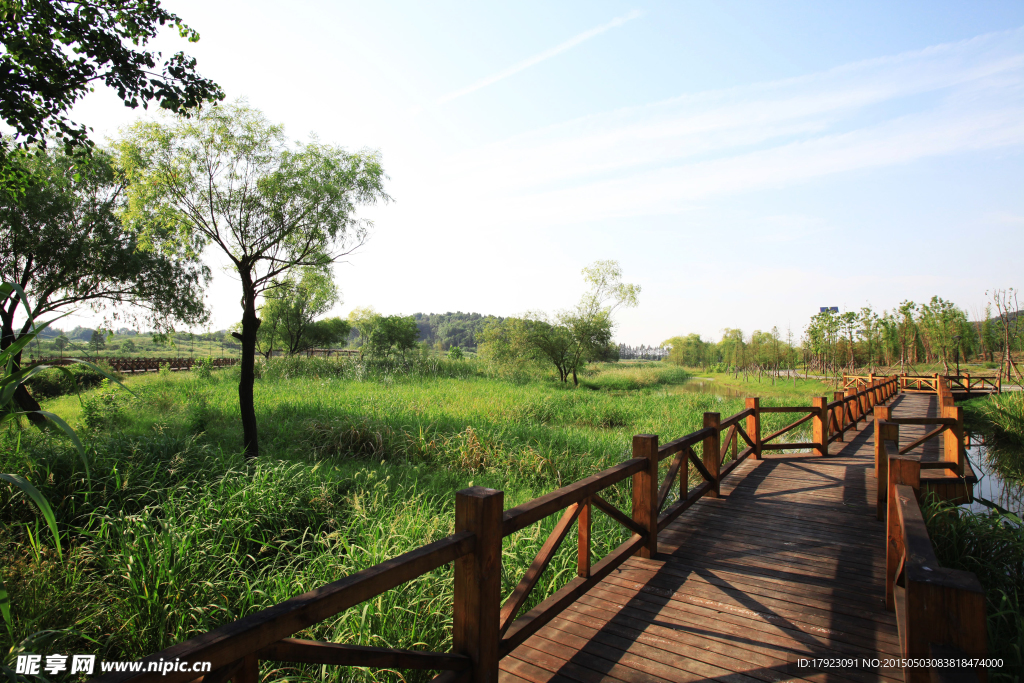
[{"x1": 500, "y1": 414, "x2": 904, "y2": 683}]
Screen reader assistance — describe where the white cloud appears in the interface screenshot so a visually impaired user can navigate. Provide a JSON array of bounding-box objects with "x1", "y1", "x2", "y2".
[
  {"x1": 435, "y1": 10, "x2": 643, "y2": 105},
  {"x1": 426, "y1": 26, "x2": 1024, "y2": 224}
]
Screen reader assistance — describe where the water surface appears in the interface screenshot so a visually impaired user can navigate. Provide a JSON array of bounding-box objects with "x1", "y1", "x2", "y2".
[{"x1": 965, "y1": 436, "x2": 1023, "y2": 517}]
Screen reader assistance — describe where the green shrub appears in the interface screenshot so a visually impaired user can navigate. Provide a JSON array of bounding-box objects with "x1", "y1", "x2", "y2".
[
  {"x1": 192, "y1": 357, "x2": 213, "y2": 380},
  {"x1": 80, "y1": 380, "x2": 133, "y2": 431},
  {"x1": 24, "y1": 362, "x2": 116, "y2": 400}
]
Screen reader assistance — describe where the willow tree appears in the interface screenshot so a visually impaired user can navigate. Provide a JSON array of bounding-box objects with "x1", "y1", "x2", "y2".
[{"x1": 117, "y1": 102, "x2": 390, "y2": 458}]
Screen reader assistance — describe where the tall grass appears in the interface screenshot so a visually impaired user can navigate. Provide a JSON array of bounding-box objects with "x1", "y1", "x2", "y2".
[
  {"x1": 964, "y1": 393, "x2": 1024, "y2": 494},
  {"x1": 1, "y1": 359, "x2": 815, "y2": 681},
  {"x1": 982, "y1": 392, "x2": 1024, "y2": 445},
  {"x1": 924, "y1": 497, "x2": 1024, "y2": 681}
]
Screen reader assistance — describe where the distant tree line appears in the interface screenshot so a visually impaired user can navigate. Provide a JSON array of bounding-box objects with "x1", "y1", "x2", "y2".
[
  {"x1": 662, "y1": 290, "x2": 1023, "y2": 383},
  {"x1": 618, "y1": 344, "x2": 668, "y2": 360},
  {"x1": 411, "y1": 312, "x2": 502, "y2": 351}
]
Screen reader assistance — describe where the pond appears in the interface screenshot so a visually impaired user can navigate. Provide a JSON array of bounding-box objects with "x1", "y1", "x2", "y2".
[
  {"x1": 965, "y1": 435, "x2": 1024, "y2": 517},
  {"x1": 665, "y1": 378, "x2": 748, "y2": 398}
]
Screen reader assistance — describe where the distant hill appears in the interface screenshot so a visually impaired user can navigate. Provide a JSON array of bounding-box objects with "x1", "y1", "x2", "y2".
[{"x1": 411, "y1": 312, "x2": 503, "y2": 351}]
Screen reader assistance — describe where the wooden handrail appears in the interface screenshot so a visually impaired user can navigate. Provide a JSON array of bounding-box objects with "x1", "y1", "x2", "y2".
[
  {"x1": 882, "y1": 441, "x2": 988, "y2": 682},
  {"x1": 719, "y1": 407, "x2": 754, "y2": 429},
  {"x1": 501, "y1": 457, "x2": 646, "y2": 536},
  {"x1": 761, "y1": 411, "x2": 815, "y2": 444},
  {"x1": 91, "y1": 531, "x2": 475, "y2": 683},
  {"x1": 256, "y1": 638, "x2": 470, "y2": 670},
  {"x1": 656, "y1": 427, "x2": 714, "y2": 460},
  {"x1": 498, "y1": 503, "x2": 581, "y2": 636},
  {"x1": 898, "y1": 425, "x2": 948, "y2": 455}
]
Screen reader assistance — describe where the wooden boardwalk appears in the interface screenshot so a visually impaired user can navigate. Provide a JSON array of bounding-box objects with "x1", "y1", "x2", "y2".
[
  {"x1": 500, "y1": 403, "x2": 920, "y2": 683},
  {"x1": 95, "y1": 378, "x2": 983, "y2": 683}
]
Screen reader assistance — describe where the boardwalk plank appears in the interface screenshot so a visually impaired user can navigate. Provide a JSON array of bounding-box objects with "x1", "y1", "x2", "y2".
[{"x1": 501, "y1": 394, "x2": 912, "y2": 683}]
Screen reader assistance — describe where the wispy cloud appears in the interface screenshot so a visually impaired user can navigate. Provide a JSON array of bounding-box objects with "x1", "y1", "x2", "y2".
[
  {"x1": 423, "y1": 27, "x2": 1024, "y2": 226},
  {"x1": 435, "y1": 10, "x2": 643, "y2": 105}
]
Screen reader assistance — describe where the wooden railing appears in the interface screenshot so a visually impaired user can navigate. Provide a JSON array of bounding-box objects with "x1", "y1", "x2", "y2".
[
  {"x1": 845, "y1": 373, "x2": 1002, "y2": 395},
  {"x1": 33, "y1": 356, "x2": 238, "y2": 374},
  {"x1": 872, "y1": 380, "x2": 965, "y2": 519},
  {"x1": 90, "y1": 385, "x2": 903, "y2": 683},
  {"x1": 757, "y1": 376, "x2": 900, "y2": 456},
  {"x1": 880, "y1": 432, "x2": 987, "y2": 682},
  {"x1": 946, "y1": 373, "x2": 1003, "y2": 394}
]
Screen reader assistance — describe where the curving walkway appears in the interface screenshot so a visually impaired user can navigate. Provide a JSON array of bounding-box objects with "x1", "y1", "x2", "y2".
[{"x1": 499, "y1": 409, "x2": 905, "y2": 683}]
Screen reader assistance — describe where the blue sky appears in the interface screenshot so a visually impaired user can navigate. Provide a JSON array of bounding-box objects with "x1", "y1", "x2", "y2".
[{"x1": 67, "y1": 1, "x2": 1024, "y2": 344}]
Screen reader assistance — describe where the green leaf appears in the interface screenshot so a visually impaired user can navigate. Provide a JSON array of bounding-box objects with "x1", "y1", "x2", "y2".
[
  {"x1": 0, "y1": 577, "x2": 12, "y2": 640},
  {"x1": 0, "y1": 283, "x2": 31, "y2": 320},
  {"x1": 34, "y1": 411, "x2": 88, "y2": 478},
  {"x1": 0, "y1": 474, "x2": 61, "y2": 561},
  {"x1": 972, "y1": 495, "x2": 1024, "y2": 527}
]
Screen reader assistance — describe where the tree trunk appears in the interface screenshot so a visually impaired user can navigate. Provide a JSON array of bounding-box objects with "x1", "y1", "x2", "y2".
[
  {"x1": 239, "y1": 271, "x2": 262, "y2": 459},
  {"x1": 0, "y1": 308, "x2": 47, "y2": 426}
]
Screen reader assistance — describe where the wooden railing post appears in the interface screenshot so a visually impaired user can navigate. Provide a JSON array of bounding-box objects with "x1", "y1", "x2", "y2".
[
  {"x1": 680, "y1": 447, "x2": 689, "y2": 501},
  {"x1": 886, "y1": 448, "x2": 919, "y2": 611},
  {"x1": 812, "y1": 397, "x2": 828, "y2": 456},
  {"x1": 939, "y1": 386, "x2": 955, "y2": 408},
  {"x1": 846, "y1": 388, "x2": 859, "y2": 426},
  {"x1": 833, "y1": 392, "x2": 845, "y2": 442},
  {"x1": 702, "y1": 413, "x2": 721, "y2": 498},
  {"x1": 942, "y1": 404, "x2": 964, "y2": 476},
  {"x1": 874, "y1": 407, "x2": 894, "y2": 520},
  {"x1": 632, "y1": 434, "x2": 659, "y2": 559},
  {"x1": 236, "y1": 654, "x2": 259, "y2": 683},
  {"x1": 454, "y1": 487, "x2": 504, "y2": 683},
  {"x1": 746, "y1": 398, "x2": 761, "y2": 459},
  {"x1": 578, "y1": 497, "x2": 591, "y2": 578}
]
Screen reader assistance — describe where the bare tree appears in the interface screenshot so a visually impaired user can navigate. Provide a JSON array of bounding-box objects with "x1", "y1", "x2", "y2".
[{"x1": 989, "y1": 288, "x2": 1023, "y2": 383}]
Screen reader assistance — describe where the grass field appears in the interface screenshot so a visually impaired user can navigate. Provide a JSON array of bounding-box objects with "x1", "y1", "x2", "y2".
[{"x1": 0, "y1": 359, "x2": 834, "y2": 680}]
